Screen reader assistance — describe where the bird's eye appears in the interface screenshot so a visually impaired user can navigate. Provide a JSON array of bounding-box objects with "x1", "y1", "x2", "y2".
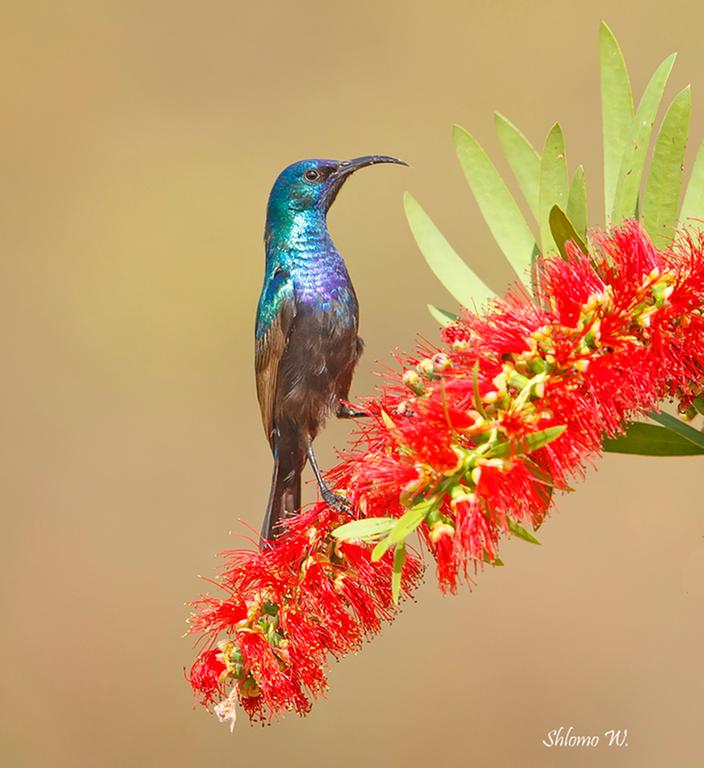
[{"x1": 304, "y1": 169, "x2": 321, "y2": 182}]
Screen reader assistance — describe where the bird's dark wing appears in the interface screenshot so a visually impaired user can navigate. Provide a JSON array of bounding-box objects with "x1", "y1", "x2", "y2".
[{"x1": 255, "y1": 268, "x2": 296, "y2": 448}]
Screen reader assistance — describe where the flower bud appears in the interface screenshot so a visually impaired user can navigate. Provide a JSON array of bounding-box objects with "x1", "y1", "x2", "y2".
[
  {"x1": 403, "y1": 369, "x2": 426, "y2": 395},
  {"x1": 450, "y1": 484, "x2": 475, "y2": 511},
  {"x1": 418, "y1": 358, "x2": 436, "y2": 378},
  {"x1": 432, "y1": 353, "x2": 451, "y2": 370},
  {"x1": 429, "y1": 522, "x2": 455, "y2": 544}
]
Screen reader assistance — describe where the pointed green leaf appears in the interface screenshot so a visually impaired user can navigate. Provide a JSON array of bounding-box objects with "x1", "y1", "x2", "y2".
[
  {"x1": 371, "y1": 537, "x2": 392, "y2": 562},
  {"x1": 642, "y1": 86, "x2": 692, "y2": 247},
  {"x1": 491, "y1": 425, "x2": 566, "y2": 458},
  {"x1": 495, "y1": 112, "x2": 542, "y2": 220},
  {"x1": 603, "y1": 422, "x2": 704, "y2": 455},
  {"x1": 681, "y1": 139, "x2": 704, "y2": 233},
  {"x1": 539, "y1": 123, "x2": 570, "y2": 255},
  {"x1": 487, "y1": 424, "x2": 567, "y2": 458},
  {"x1": 379, "y1": 409, "x2": 408, "y2": 451},
  {"x1": 548, "y1": 205, "x2": 589, "y2": 259},
  {"x1": 507, "y1": 518, "x2": 541, "y2": 545},
  {"x1": 453, "y1": 124, "x2": 538, "y2": 288},
  {"x1": 525, "y1": 460, "x2": 556, "y2": 512},
  {"x1": 404, "y1": 192, "x2": 495, "y2": 310},
  {"x1": 649, "y1": 410, "x2": 704, "y2": 449},
  {"x1": 391, "y1": 543, "x2": 406, "y2": 604},
  {"x1": 473, "y1": 360, "x2": 489, "y2": 419},
  {"x1": 567, "y1": 164, "x2": 588, "y2": 239},
  {"x1": 380, "y1": 409, "x2": 397, "y2": 431},
  {"x1": 427, "y1": 304, "x2": 458, "y2": 326},
  {"x1": 371, "y1": 498, "x2": 437, "y2": 562},
  {"x1": 600, "y1": 21, "x2": 634, "y2": 221},
  {"x1": 331, "y1": 517, "x2": 397, "y2": 540},
  {"x1": 387, "y1": 497, "x2": 435, "y2": 546},
  {"x1": 523, "y1": 459, "x2": 557, "y2": 488},
  {"x1": 694, "y1": 397, "x2": 704, "y2": 417},
  {"x1": 483, "y1": 554, "x2": 504, "y2": 566},
  {"x1": 611, "y1": 53, "x2": 677, "y2": 224}
]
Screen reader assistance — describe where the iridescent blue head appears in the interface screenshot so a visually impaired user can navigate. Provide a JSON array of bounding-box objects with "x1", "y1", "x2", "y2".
[{"x1": 265, "y1": 156, "x2": 407, "y2": 237}]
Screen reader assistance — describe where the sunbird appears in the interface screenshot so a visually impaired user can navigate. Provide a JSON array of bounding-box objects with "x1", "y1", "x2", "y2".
[{"x1": 256, "y1": 155, "x2": 406, "y2": 543}]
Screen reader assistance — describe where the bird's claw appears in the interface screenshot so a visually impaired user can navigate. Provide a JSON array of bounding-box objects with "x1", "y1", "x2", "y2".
[
  {"x1": 322, "y1": 489, "x2": 352, "y2": 515},
  {"x1": 336, "y1": 403, "x2": 369, "y2": 419}
]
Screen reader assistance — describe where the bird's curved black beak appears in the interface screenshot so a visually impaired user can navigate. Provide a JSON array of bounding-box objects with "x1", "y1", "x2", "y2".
[
  {"x1": 324, "y1": 155, "x2": 407, "y2": 210},
  {"x1": 333, "y1": 155, "x2": 408, "y2": 179}
]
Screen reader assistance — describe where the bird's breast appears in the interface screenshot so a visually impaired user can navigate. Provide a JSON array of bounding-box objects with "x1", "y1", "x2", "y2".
[{"x1": 291, "y1": 255, "x2": 358, "y2": 321}]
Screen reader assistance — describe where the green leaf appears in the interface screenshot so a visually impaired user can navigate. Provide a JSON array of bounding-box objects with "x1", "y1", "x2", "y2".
[
  {"x1": 379, "y1": 408, "x2": 408, "y2": 450},
  {"x1": 548, "y1": 205, "x2": 589, "y2": 259},
  {"x1": 494, "y1": 111, "x2": 542, "y2": 220},
  {"x1": 387, "y1": 498, "x2": 435, "y2": 546},
  {"x1": 566, "y1": 164, "x2": 588, "y2": 239},
  {"x1": 427, "y1": 304, "x2": 458, "y2": 326},
  {"x1": 681, "y1": 139, "x2": 704, "y2": 233},
  {"x1": 391, "y1": 543, "x2": 406, "y2": 604},
  {"x1": 507, "y1": 518, "x2": 541, "y2": 545},
  {"x1": 380, "y1": 409, "x2": 397, "y2": 431},
  {"x1": 371, "y1": 537, "x2": 392, "y2": 562},
  {"x1": 611, "y1": 53, "x2": 677, "y2": 223},
  {"x1": 523, "y1": 460, "x2": 557, "y2": 489},
  {"x1": 404, "y1": 192, "x2": 495, "y2": 310},
  {"x1": 694, "y1": 397, "x2": 704, "y2": 417},
  {"x1": 603, "y1": 422, "x2": 704, "y2": 455},
  {"x1": 649, "y1": 410, "x2": 704, "y2": 449},
  {"x1": 524, "y1": 460, "x2": 555, "y2": 520},
  {"x1": 453, "y1": 124, "x2": 538, "y2": 288},
  {"x1": 473, "y1": 360, "x2": 489, "y2": 419},
  {"x1": 491, "y1": 425, "x2": 566, "y2": 458},
  {"x1": 642, "y1": 85, "x2": 692, "y2": 247},
  {"x1": 483, "y1": 555, "x2": 504, "y2": 566},
  {"x1": 371, "y1": 497, "x2": 437, "y2": 562},
  {"x1": 331, "y1": 517, "x2": 397, "y2": 540},
  {"x1": 539, "y1": 123, "x2": 570, "y2": 256},
  {"x1": 600, "y1": 21, "x2": 635, "y2": 221}
]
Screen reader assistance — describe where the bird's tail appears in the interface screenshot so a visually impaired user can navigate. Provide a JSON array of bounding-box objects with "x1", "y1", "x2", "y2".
[{"x1": 260, "y1": 423, "x2": 306, "y2": 545}]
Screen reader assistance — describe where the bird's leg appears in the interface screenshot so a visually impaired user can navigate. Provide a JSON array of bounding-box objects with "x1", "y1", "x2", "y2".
[
  {"x1": 306, "y1": 445, "x2": 351, "y2": 513},
  {"x1": 336, "y1": 402, "x2": 368, "y2": 419}
]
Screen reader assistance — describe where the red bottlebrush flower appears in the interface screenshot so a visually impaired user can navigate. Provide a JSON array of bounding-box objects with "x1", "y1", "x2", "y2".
[
  {"x1": 189, "y1": 648, "x2": 227, "y2": 704},
  {"x1": 187, "y1": 504, "x2": 424, "y2": 723},
  {"x1": 188, "y1": 223, "x2": 704, "y2": 725},
  {"x1": 427, "y1": 521, "x2": 458, "y2": 591}
]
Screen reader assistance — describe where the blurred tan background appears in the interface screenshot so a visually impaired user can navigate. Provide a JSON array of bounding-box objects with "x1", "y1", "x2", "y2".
[{"x1": 1, "y1": 1, "x2": 703, "y2": 766}]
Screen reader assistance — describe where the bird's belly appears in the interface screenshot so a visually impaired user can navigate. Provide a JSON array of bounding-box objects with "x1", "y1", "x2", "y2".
[{"x1": 275, "y1": 301, "x2": 361, "y2": 438}]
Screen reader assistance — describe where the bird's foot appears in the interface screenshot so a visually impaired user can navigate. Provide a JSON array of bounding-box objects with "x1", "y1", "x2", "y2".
[
  {"x1": 321, "y1": 487, "x2": 352, "y2": 515},
  {"x1": 336, "y1": 402, "x2": 368, "y2": 419},
  {"x1": 306, "y1": 443, "x2": 353, "y2": 516}
]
